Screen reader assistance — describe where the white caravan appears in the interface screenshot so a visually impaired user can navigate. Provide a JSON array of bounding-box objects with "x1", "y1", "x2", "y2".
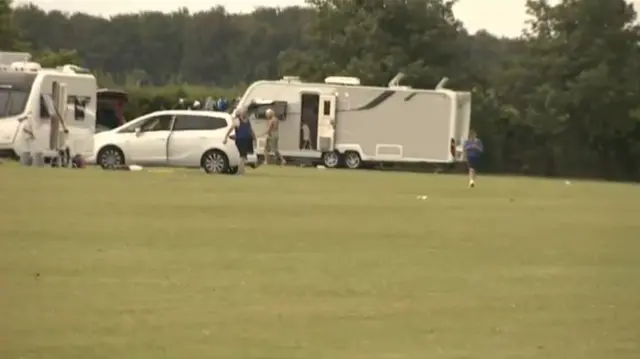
[
  {"x1": 235, "y1": 73, "x2": 471, "y2": 168},
  {"x1": 0, "y1": 52, "x2": 97, "y2": 161}
]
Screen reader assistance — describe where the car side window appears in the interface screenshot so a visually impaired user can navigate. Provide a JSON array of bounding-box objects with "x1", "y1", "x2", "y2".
[
  {"x1": 140, "y1": 115, "x2": 174, "y2": 132},
  {"x1": 173, "y1": 115, "x2": 228, "y2": 131}
]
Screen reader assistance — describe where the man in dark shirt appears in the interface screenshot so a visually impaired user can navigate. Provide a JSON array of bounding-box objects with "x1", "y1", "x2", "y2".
[{"x1": 223, "y1": 109, "x2": 256, "y2": 174}]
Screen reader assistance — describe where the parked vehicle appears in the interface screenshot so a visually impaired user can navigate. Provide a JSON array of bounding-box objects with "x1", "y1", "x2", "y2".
[
  {"x1": 90, "y1": 110, "x2": 254, "y2": 173},
  {"x1": 0, "y1": 51, "x2": 97, "y2": 161},
  {"x1": 235, "y1": 73, "x2": 471, "y2": 169}
]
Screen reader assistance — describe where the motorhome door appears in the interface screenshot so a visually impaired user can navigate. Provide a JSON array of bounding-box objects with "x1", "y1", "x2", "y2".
[{"x1": 317, "y1": 94, "x2": 336, "y2": 151}]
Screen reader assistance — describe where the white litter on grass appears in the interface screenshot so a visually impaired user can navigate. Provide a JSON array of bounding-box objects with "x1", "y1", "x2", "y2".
[
  {"x1": 564, "y1": 180, "x2": 572, "y2": 185},
  {"x1": 129, "y1": 165, "x2": 143, "y2": 171},
  {"x1": 416, "y1": 195, "x2": 428, "y2": 200},
  {"x1": 316, "y1": 165, "x2": 326, "y2": 169}
]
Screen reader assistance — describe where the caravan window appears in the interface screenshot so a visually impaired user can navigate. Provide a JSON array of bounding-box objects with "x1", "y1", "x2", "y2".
[
  {"x1": 0, "y1": 91, "x2": 8, "y2": 117},
  {"x1": 68, "y1": 96, "x2": 89, "y2": 121},
  {"x1": 39, "y1": 95, "x2": 51, "y2": 118},
  {"x1": 0, "y1": 72, "x2": 35, "y2": 118},
  {"x1": 0, "y1": 88, "x2": 28, "y2": 118},
  {"x1": 322, "y1": 100, "x2": 331, "y2": 116},
  {"x1": 40, "y1": 94, "x2": 58, "y2": 120},
  {"x1": 247, "y1": 101, "x2": 288, "y2": 120}
]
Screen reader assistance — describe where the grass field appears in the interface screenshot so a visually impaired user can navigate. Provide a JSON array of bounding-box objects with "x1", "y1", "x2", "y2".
[{"x1": 1, "y1": 164, "x2": 639, "y2": 359}]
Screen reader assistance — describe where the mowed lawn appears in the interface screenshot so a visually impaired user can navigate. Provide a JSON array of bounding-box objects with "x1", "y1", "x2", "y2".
[{"x1": 0, "y1": 164, "x2": 639, "y2": 359}]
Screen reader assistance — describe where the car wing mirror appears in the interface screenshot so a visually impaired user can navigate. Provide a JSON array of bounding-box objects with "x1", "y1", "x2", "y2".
[{"x1": 135, "y1": 127, "x2": 142, "y2": 136}]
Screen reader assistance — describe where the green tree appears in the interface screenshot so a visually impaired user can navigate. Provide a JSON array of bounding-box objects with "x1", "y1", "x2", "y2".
[
  {"x1": 512, "y1": 0, "x2": 640, "y2": 178},
  {"x1": 281, "y1": 0, "x2": 464, "y2": 87},
  {"x1": 35, "y1": 49, "x2": 82, "y2": 67},
  {"x1": 0, "y1": 0, "x2": 26, "y2": 51}
]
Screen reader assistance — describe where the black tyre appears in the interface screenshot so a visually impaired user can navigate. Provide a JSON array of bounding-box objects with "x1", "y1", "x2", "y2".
[
  {"x1": 344, "y1": 151, "x2": 362, "y2": 169},
  {"x1": 322, "y1": 151, "x2": 341, "y2": 168},
  {"x1": 201, "y1": 150, "x2": 229, "y2": 174},
  {"x1": 97, "y1": 146, "x2": 125, "y2": 169}
]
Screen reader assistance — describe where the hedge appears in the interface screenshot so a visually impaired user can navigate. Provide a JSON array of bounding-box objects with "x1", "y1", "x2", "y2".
[{"x1": 121, "y1": 84, "x2": 245, "y2": 120}]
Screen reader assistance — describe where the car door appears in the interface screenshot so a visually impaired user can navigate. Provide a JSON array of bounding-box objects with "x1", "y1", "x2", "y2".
[
  {"x1": 167, "y1": 114, "x2": 228, "y2": 167},
  {"x1": 127, "y1": 114, "x2": 174, "y2": 165}
]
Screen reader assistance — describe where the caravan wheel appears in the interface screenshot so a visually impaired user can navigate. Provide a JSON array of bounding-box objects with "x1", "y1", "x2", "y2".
[
  {"x1": 344, "y1": 151, "x2": 362, "y2": 169},
  {"x1": 322, "y1": 151, "x2": 340, "y2": 168}
]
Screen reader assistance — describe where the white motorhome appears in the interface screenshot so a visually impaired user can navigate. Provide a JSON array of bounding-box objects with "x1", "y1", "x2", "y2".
[
  {"x1": 235, "y1": 73, "x2": 471, "y2": 168},
  {"x1": 0, "y1": 52, "x2": 97, "y2": 161}
]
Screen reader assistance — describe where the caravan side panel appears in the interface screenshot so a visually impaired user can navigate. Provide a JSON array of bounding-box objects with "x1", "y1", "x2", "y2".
[{"x1": 335, "y1": 88, "x2": 454, "y2": 162}]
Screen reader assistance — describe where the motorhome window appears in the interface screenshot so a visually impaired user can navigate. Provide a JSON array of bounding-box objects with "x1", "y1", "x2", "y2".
[
  {"x1": 41, "y1": 94, "x2": 57, "y2": 120},
  {"x1": 0, "y1": 73, "x2": 36, "y2": 92},
  {"x1": 141, "y1": 115, "x2": 173, "y2": 132},
  {"x1": 173, "y1": 115, "x2": 227, "y2": 131},
  {"x1": 39, "y1": 95, "x2": 50, "y2": 118},
  {"x1": 0, "y1": 89, "x2": 28, "y2": 118},
  {"x1": 0, "y1": 91, "x2": 8, "y2": 117},
  {"x1": 323, "y1": 100, "x2": 331, "y2": 116},
  {"x1": 68, "y1": 96, "x2": 88, "y2": 121},
  {"x1": 247, "y1": 101, "x2": 288, "y2": 120},
  {"x1": 7, "y1": 91, "x2": 28, "y2": 116},
  {"x1": 248, "y1": 104, "x2": 271, "y2": 119}
]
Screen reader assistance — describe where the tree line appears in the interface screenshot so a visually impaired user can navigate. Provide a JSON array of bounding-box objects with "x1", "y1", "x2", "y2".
[{"x1": 1, "y1": 0, "x2": 639, "y2": 181}]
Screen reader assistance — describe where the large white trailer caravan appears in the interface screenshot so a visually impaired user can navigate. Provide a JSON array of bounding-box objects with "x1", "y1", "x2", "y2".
[
  {"x1": 0, "y1": 52, "x2": 97, "y2": 161},
  {"x1": 235, "y1": 73, "x2": 471, "y2": 168}
]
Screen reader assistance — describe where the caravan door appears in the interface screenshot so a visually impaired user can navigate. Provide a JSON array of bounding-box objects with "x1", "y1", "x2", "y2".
[{"x1": 317, "y1": 94, "x2": 336, "y2": 151}]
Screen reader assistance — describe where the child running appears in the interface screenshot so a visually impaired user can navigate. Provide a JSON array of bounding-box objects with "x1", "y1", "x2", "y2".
[{"x1": 463, "y1": 130, "x2": 483, "y2": 188}]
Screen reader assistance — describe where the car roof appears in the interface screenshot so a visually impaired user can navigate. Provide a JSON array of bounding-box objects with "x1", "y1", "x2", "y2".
[{"x1": 151, "y1": 110, "x2": 231, "y2": 117}]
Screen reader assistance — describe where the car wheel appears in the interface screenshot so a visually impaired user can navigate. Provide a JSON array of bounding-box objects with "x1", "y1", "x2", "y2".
[
  {"x1": 97, "y1": 146, "x2": 125, "y2": 169},
  {"x1": 344, "y1": 151, "x2": 362, "y2": 169},
  {"x1": 201, "y1": 150, "x2": 229, "y2": 174},
  {"x1": 322, "y1": 151, "x2": 341, "y2": 168}
]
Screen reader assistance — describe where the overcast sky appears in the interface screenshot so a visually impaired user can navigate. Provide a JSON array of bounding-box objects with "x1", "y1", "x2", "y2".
[{"x1": 13, "y1": 0, "x2": 640, "y2": 38}]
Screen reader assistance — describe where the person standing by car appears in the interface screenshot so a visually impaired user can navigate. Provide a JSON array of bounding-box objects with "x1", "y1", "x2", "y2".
[
  {"x1": 262, "y1": 108, "x2": 286, "y2": 166},
  {"x1": 223, "y1": 108, "x2": 256, "y2": 174}
]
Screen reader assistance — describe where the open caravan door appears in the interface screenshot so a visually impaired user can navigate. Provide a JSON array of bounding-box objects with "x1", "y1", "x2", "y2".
[
  {"x1": 317, "y1": 93, "x2": 336, "y2": 151},
  {"x1": 49, "y1": 81, "x2": 68, "y2": 153}
]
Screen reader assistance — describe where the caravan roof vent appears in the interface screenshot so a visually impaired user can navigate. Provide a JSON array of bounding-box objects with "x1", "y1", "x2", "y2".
[
  {"x1": 10, "y1": 61, "x2": 42, "y2": 72},
  {"x1": 281, "y1": 76, "x2": 301, "y2": 83},
  {"x1": 324, "y1": 76, "x2": 360, "y2": 86}
]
